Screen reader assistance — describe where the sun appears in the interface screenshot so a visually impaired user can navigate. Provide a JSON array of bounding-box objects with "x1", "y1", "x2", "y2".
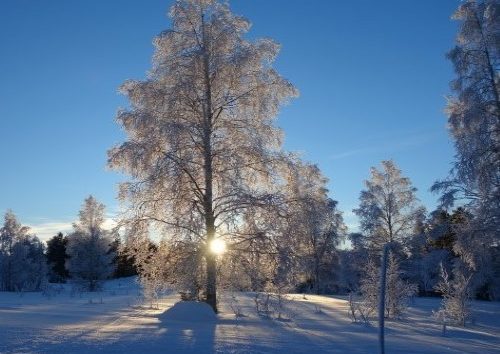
[{"x1": 209, "y1": 239, "x2": 226, "y2": 255}]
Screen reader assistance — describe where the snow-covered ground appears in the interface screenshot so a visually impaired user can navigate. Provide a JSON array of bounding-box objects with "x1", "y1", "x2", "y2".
[{"x1": 1, "y1": 278, "x2": 499, "y2": 354}]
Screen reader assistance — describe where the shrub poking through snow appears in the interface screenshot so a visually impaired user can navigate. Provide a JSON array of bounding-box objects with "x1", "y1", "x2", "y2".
[
  {"x1": 434, "y1": 262, "x2": 473, "y2": 327},
  {"x1": 348, "y1": 293, "x2": 371, "y2": 324},
  {"x1": 360, "y1": 253, "x2": 417, "y2": 320}
]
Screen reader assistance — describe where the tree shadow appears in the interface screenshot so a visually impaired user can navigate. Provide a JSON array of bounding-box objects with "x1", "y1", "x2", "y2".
[{"x1": 155, "y1": 301, "x2": 218, "y2": 353}]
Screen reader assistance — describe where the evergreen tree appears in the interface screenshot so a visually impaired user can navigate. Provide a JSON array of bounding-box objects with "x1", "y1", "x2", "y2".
[
  {"x1": 109, "y1": 238, "x2": 138, "y2": 278},
  {"x1": 46, "y1": 232, "x2": 69, "y2": 282}
]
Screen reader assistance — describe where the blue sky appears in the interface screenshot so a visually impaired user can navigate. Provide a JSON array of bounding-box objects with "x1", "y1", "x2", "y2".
[{"x1": 0, "y1": 0, "x2": 459, "y2": 239}]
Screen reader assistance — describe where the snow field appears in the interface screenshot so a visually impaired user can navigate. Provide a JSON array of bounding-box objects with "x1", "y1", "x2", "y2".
[{"x1": 0, "y1": 279, "x2": 499, "y2": 354}]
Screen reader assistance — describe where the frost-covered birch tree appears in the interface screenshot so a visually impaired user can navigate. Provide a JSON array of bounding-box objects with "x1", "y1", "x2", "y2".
[
  {"x1": 214, "y1": 157, "x2": 345, "y2": 298},
  {"x1": 354, "y1": 161, "x2": 421, "y2": 322},
  {"x1": 354, "y1": 160, "x2": 424, "y2": 252},
  {"x1": 108, "y1": 0, "x2": 297, "y2": 312},
  {"x1": 66, "y1": 196, "x2": 115, "y2": 291},
  {"x1": 432, "y1": 0, "x2": 500, "y2": 300},
  {"x1": 0, "y1": 211, "x2": 28, "y2": 291},
  {"x1": 433, "y1": 0, "x2": 499, "y2": 235},
  {"x1": 280, "y1": 160, "x2": 345, "y2": 294}
]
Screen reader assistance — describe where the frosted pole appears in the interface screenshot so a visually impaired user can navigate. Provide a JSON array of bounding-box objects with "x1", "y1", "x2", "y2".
[{"x1": 378, "y1": 243, "x2": 389, "y2": 354}]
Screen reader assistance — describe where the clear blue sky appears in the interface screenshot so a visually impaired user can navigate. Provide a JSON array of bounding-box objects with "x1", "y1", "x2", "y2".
[{"x1": 0, "y1": 0, "x2": 459, "y2": 239}]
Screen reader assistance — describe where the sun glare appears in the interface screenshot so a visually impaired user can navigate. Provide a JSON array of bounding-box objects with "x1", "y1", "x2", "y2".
[{"x1": 210, "y1": 239, "x2": 226, "y2": 255}]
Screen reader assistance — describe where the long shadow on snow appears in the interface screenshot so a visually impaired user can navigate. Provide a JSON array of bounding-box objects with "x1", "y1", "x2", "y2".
[{"x1": 156, "y1": 301, "x2": 218, "y2": 353}]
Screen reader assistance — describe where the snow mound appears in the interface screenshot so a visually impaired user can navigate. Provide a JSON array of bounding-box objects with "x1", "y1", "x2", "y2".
[{"x1": 159, "y1": 301, "x2": 217, "y2": 323}]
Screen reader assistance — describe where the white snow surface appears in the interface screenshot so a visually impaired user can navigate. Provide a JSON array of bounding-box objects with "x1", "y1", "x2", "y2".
[{"x1": 0, "y1": 278, "x2": 499, "y2": 354}]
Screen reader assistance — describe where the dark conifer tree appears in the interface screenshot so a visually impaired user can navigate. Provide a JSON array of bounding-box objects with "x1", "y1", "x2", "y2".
[{"x1": 46, "y1": 232, "x2": 69, "y2": 282}]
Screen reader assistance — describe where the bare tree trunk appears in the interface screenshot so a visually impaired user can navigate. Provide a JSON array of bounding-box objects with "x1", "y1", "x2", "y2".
[
  {"x1": 203, "y1": 173, "x2": 217, "y2": 312},
  {"x1": 205, "y1": 230, "x2": 217, "y2": 312},
  {"x1": 201, "y1": 12, "x2": 218, "y2": 313},
  {"x1": 203, "y1": 116, "x2": 217, "y2": 313}
]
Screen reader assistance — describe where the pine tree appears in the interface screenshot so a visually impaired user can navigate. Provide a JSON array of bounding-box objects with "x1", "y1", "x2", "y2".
[
  {"x1": 46, "y1": 232, "x2": 69, "y2": 282},
  {"x1": 110, "y1": 238, "x2": 138, "y2": 278}
]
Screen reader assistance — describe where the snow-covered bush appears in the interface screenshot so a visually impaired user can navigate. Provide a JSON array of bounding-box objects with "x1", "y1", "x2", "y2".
[
  {"x1": 434, "y1": 262, "x2": 472, "y2": 327},
  {"x1": 410, "y1": 249, "x2": 451, "y2": 296},
  {"x1": 66, "y1": 196, "x2": 115, "y2": 291},
  {"x1": 385, "y1": 254, "x2": 418, "y2": 318},
  {"x1": 360, "y1": 253, "x2": 417, "y2": 320},
  {"x1": 348, "y1": 293, "x2": 371, "y2": 324},
  {"x1": 358, "y1": 260, "x2": 380, "y2": 318},
  {"x1": 254, "y1": 291, "x2": 294, "y2": 321}
]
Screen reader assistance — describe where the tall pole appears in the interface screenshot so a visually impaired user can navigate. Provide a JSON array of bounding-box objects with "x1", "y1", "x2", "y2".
[{"x1": 379, "y1": 243, "x2": 390, "y2": 354}]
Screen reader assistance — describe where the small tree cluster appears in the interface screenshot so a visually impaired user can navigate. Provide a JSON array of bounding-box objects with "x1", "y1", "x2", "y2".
[{"x1": 0, "y1": 211, "x2": 46, "y2": 292}]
